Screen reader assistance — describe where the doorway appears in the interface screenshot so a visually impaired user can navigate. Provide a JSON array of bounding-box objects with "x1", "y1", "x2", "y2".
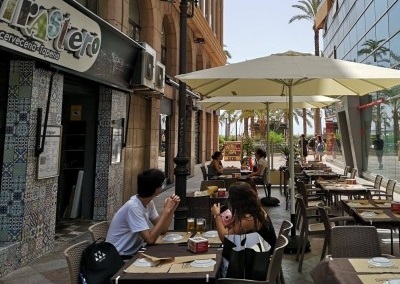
[{"x1": 57, "y1": 76, "x2": 99, "y2": 220}]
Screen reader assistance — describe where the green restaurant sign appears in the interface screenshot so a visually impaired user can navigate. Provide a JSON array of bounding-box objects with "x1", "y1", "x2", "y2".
[{"x1": 0, "y1": 0, "x2": 101, "y2": 72}]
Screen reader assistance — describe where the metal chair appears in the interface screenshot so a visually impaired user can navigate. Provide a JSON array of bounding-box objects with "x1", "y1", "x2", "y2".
[
  {"x1": 64, "y1": 240, "x2": 91, "y2": 284},
  {"x1": 218, "y1": 235, "x2": 289, "y2": 284},
  {"x1": 200, "y1": 180, "x2": 225, "y2": 192},
  {"x1": 200, "y1": 165, "x2": 208, "y2": 180},
  {"x1": 253, "y1": 168, "x2": 270, "y2": 198},
  {"x1": 349, "y1": 168, "x2": 357, "y2": 179},
  {"x1": 224, "y1": 178, "x2": 240, "y2": 190},
  {"x1": 277, "y1": 220, "x2": 293, "y2": 284},
  {"x1": 295, "y1": 195, "x2": 328, "y2": 272},
  {"x1": 88, "y1": 221, "x2": 110, "y2": 241},
  {"x1": 329, "y1": 226, "x2": 383, "y2": 258},
  {"x1": 371, "y1": 179, "x2": 396, "y2": 200},
  {"x1": 339, "y1": 166, "x2": 351, "y2": 179}
]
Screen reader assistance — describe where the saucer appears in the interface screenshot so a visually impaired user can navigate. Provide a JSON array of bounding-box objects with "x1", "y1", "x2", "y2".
[
  {"x1": 190, "y1": 259, "x2": 216, "y2": 268},
  {"x1": 361, "y1": 211, "x2": 377, "y2": 217},
  {"x1": 203, "y1": 230, "x2": 218, "y2": 238},
  {"x1": 368, "y1": 257, "x2": 394, "y2": 267},
  {"x1": 133, "y1": 258, "x2": 160, "y2": 267},
  {"x1": 162, "y1": 233, "x2": 183, "y2": 242},
  {"x1": 384, "y1": 280, "x2": 400, "y2": 284}
]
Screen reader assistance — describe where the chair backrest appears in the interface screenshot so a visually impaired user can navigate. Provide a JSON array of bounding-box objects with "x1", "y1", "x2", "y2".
[
  {"x1": 186, "y1": 196, "x2": 211, "y2": 230},
  {"x1": 88, "y1": 221, "x2": 110, "y2": 241},
  {"x1": 64, "y1": 240, "x2": 91, "y2": 284},
  {"x1": 262, "y1": 167, "x2": 269, "y2": 184},
  {"x1": 349, "y1": 168, "x2": 357, "y2": 179},
  {"x1": 343, "y1": 166, "x2": 351, "y2": 176},
  {"x1": 223, "y1": 178, "x2": 240, "y2": 190},
  {"x1": 330, "y1": 226, "x2": 381, "y2": 258},
  {"x1": 295, "y1": 180, "x2": 313, "y2": 207},
  {"x1": 317, "y1": 204, "x2": 332, "y2": 256},
  {"x1": 200, "y1": 180, "x2": 225, "y2": 191},
  {"x1": 295, "y1": 194, "x2": 309, "y2": 231},
  {"x1": 207, "y1": 164, "x2": 218, "y2": 177},
  {"x1": 374, "y1": 175, "x2": 384, "y2": 190},
  {"x1": 200, "y1": 165, "x2": 208, "y2": 180},
  {"x1": 217, "y1": 235, "x2": 289, "y2": 284},
  {"x1": 385, "y1": 179, "x2": 397, "y2": 200},
  {"x1": 266, "y1": 235, "x2": 289, "y2": 283},
  {"x1": 277, "y1": 220, "x2": 293, "y2": 239}
]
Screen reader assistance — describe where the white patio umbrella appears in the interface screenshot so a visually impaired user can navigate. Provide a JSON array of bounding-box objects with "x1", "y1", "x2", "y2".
[
  {"x1": 198, "y1": 95, "x2": 339, "y2": 183},
  {"x1": 177, "y1": 51, "x2": 400, "y2": 239},
  {"x1": 199, "y1": 95, "x2": 338, "y2": 111}
]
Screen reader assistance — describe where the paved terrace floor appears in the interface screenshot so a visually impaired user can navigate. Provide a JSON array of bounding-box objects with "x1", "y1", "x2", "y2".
[{"x1": 1, "y1": 156, "x2": 399, "y2": 284}]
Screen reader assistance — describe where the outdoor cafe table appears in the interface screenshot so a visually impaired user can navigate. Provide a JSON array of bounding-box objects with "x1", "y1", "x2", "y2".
[
  {"x1": 310, "y1": 257, "x2": 400, "y2": 284},
  {"x1": 111, "y1": 242, "x2": 223, "y2": 283},
  {"x1": 316, "y1": 180, "x2": 372, "y2": 205},
  {"x1": 342, "y1": 199, "x2": 400, "y2": 254},
  {"x1": 303, "y1": 169, "x2": 340, "y2": 181}
]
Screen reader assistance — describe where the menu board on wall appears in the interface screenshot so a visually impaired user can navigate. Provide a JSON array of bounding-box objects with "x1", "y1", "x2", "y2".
[
  {"x1": 224, "y1": 141, "x2": 242, "y2": 161},
  {"x1": 37, "y1": 126, "x2": 62, "y2": 179}
]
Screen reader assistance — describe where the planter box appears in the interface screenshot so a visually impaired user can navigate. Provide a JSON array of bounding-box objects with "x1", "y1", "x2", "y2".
[{"x1": 269, "y1": 171, "x2": 281, "y2": 185}]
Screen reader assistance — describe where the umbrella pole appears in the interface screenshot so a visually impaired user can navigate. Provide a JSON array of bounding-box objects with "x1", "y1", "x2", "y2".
[{"x1": 285, "y1": 83, "x2": 310, "y2": 253}]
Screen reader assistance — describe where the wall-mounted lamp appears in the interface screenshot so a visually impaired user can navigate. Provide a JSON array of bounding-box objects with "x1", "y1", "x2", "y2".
[{"x1": 194, "y1": 37, "x2": 205, "y2": 44}]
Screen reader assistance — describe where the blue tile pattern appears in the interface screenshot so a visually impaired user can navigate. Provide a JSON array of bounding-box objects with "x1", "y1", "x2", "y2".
[{"x1": 0, "y1": 61, "x2": 63, "y2": 275}]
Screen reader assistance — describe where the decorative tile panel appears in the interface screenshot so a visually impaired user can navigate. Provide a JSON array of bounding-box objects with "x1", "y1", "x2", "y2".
[
  {"x1": 0, "y1": 61, "x2": 63, "y2": 275},
  {"x1": 93, "y1": 87, "x2": 126, "y2": 220}
]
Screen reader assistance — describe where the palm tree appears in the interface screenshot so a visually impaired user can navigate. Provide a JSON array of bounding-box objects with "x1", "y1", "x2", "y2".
[
  {"x1": 223, "y1": 44, "x2": 232, "y2": 64},
  {"x1": 381, "y1": 85, "x2": 400, "y2": 151},
  {"x1": 357, "y1": 39, "x2": 390, "y2": 65},
  {"x1": 289, "y1": 0, "x2": 322, "y2": 134}
]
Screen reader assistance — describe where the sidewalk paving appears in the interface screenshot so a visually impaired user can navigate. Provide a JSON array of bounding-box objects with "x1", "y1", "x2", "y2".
[{"x1": 0, "y1": 155, "x2": 396, "y2": 284}]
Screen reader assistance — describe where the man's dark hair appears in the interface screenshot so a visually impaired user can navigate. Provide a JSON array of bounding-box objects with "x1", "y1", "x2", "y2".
[{"x1": 137, "y1": 169, "x2": 165, "y2": 198}]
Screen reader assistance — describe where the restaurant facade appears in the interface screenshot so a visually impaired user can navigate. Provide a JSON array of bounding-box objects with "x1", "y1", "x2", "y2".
[
  {"x1": 317, "y1": 0, "x2": 400, "y2": 182},
  {"x1": 0, "y1": 0, "x2": 225, "y2": 275}
]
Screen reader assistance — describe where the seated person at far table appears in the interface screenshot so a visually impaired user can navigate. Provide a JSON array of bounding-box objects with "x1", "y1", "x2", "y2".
[
  {"x1": 209, "y1": 151, "x2": 224, "y2": 176},
  {"x1": 106, "y1": 169, "x2": 180, "y2": 259},
  {"x1": 246, "y1": 148, "x2": 268, "y2": 184},
  {"x1": 211, "y1": 182, "x2": 277, "y2": 249}
]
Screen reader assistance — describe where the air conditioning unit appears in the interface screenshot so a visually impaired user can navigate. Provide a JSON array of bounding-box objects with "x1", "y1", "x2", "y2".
[
  {"x1": 130, "y1": 42, "x2": 156, "y2": 92},
  {"x1": 155, "y1": 61, "x2": 165, "y2": 93}
]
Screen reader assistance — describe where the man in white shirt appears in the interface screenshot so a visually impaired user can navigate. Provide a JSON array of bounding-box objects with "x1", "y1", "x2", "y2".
[{"x1": 106, "y1": 169, "x2": 180, "y2": 258}]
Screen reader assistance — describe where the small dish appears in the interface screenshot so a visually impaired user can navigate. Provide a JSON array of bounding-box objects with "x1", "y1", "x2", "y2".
[
  {"x1": 384, "y1": 279, "x2": 400, "y2": 284},
  {"x1": 133, "y1": 258, "x2": 160, "y2": 267},
  {"x1": 360, "y1": 211, "x2": 377, "y2": 217},
  {"x1": 368, "y1": 257, "x2": 394, "y2": 267},
  {"x1": 190, "y1": 259, "x2": 216, "y2": 268},
  {"x1": 203, "y1": 230, "x2": 218, "y2": 238},
  {"x1": 162, "y1": 233, "x2": 183, "y2": 242}
]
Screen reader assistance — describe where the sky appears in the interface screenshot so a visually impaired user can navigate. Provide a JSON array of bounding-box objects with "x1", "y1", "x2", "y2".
[{"x1": 221, "y1": 0, "x2": 322, "y2": 136}]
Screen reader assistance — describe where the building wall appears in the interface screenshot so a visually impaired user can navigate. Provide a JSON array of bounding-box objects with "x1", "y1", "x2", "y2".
[
  {"x1": 319, "y1": 0, "x2": 400, "y2": 179},
  {"x1": 93, "y1": 88, "x2": 127, "y2": 220},
  {"x1": 0, "y1": 61, "x2": 63, "y2": 274}
]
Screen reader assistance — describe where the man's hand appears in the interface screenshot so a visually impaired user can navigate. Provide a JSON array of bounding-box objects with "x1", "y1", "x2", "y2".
[{"x1": 164, "y1": 194, "x2": 180, "y2": 212}]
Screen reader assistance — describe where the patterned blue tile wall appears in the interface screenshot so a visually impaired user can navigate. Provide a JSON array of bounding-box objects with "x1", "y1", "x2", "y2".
[
  {"x1": 0, "y1": 61, "x2": 63, "y2": 274},
  {"x1": 93, "y1": 87, "x2": 126, "y2": 220}
]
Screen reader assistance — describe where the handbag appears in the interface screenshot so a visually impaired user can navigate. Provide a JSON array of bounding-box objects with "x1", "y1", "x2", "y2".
[{"x1": 221, "y1": 232, "x2": 271, "y2": 281}]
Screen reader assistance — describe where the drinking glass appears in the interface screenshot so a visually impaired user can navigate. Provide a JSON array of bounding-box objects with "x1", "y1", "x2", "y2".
[
  {"x1": 187, "y1": 217, "x2": 195, "y2": 233},
  {"x1": 196, "y1": 218, "x2": 206, "y2": 234}
]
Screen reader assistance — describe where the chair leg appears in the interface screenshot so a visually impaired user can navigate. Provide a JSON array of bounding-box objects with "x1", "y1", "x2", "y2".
[
  {"x1": 298, "y1": 231, "x2": 308, "y2": 272},
  {"x1": 320, "y1": 237, "x2": 328, "y2": 260},
  {"x1": 279, "y1": 267, "x2": 285, "y2": 284},
  {"x1": 295, "y1": 227, "x2": 305, "y2": 261}
]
